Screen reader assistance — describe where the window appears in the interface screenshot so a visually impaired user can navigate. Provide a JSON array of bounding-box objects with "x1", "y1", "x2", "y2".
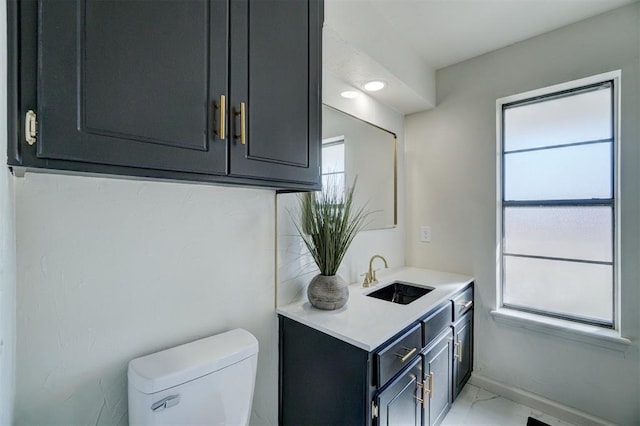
[
  {"x1": 498, "y1": 72, "x2": 619, "y2": 328},
  {"x1": 321, "y1": 136, "x2": 345, "y2": 195}
]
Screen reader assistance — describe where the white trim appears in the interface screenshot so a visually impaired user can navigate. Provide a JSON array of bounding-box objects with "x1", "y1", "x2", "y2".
[
  {"x1": 469, "y1": 373, "x2": 616, "y2": 426},
  {"x1": 495, "y1": 95, "x2": 504, "y2": 312},
  {"x1": 497, "y1": 70, "x2": 622, "y2": 105},
  {"x1": 495, "y1": 70, "x2": 622, "y2": 330},
  {"x1": 612, "y1": 70, "x2": 622, "y2": 331},
  {"x1": 490, "y1": 308, "x2": 632, "y2": 351},
  {"x1": 321, "y1": 135, "x2": 345, "y2": 145}
]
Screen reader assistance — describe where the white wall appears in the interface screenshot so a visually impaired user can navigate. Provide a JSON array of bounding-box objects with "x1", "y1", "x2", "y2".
[
  {"x1": 277, "y1": 71, "x2": 405, "y2": 306},
  {"x1": 0, "y1": 0, "x2": 17, "y2": 422},
  {"x1": 14, "y1": 174, "x2": 279, "y2": 425},
  {"x1": 405, "y1": 4, "x2": 640, "y2": 424}
]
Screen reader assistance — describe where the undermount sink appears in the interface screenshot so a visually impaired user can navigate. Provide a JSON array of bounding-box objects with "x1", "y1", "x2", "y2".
[{"x1": 366, "y1": 281, "x2": 433, "y2": 305}]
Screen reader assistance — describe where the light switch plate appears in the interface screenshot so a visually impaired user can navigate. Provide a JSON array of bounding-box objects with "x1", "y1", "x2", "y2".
[{"x1": 420, "y1": 226, "x2": 431, "y2": 243}]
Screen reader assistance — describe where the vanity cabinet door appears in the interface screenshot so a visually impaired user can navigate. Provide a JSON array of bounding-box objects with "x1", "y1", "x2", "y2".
[
  {"x1": 453, "y1": 310, "x2": 473, "y2": 399},
  {"x1": 36, "y1": 0, "x2": 228, "y2": 174},
  {"x1": 229, "y1": 0, "x2": 321, "y2": 185},
  {"x1": 375, "y1": 357, "x2": 422, "y2": 426},
  {"x1": 423, "y1": 329, "x2": 453, "y2": 426}
]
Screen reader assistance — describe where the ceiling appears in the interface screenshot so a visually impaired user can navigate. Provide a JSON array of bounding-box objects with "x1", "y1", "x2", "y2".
[{"x1": 323, "y1": 0, "x2": 637, "y2": 114}]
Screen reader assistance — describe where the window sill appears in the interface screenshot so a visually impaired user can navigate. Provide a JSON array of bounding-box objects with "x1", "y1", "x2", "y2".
[{"x1": 490, "y1": 308, "x2": 632, "y2": 351}]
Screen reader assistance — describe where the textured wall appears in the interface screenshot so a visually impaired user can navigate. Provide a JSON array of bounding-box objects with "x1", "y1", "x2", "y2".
[
  {"x1": 14, "y1": 174, "x2": 277, "y2": 425},
  {"x1": 404, "y1": 4, "x2": 640, "y2": 424}
]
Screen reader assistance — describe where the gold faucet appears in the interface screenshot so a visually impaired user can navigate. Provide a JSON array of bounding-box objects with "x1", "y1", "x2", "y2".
[{"x1": 362, "y1": 254, "x2": 388, "y2": 287}]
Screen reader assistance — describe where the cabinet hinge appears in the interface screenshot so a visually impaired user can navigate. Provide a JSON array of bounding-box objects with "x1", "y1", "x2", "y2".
[
  {"x1": 25, "y1": 110, "x2": 37, "y2": 145},
  {"x1": 371, "y1": 401, "x2": 378, "y2": 419}
]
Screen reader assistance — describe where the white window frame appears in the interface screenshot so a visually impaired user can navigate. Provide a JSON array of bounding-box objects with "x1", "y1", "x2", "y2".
[
  {"x1": 321, "y1": 135, "x2": 346, "y2": 195},
  {"x1": 495, "y1": 70, "x2": 622, "y2": 333}
]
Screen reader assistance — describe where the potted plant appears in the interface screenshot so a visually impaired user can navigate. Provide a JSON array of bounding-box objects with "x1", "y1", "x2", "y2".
[{"x1": 292, "y1": 180, "x2": 370, "y2": 310}]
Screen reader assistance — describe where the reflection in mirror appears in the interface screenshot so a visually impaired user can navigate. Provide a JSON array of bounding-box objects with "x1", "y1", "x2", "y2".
[{"x1": 322, "y1": 105, "x2": 397, "y2": 230}]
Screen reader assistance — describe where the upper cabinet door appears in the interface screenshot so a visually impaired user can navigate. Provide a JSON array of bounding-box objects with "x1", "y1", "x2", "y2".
[
  {"x1": 37, "y1": 0, "x2": 228, "y2": 174},
  {"x1": 229, "y1": 0, "x2": 322, "y2": 186}
]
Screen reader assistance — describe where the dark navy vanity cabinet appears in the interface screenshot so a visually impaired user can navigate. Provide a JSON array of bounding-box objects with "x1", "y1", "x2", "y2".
[
  {"x1": 7, "y1": 0, "x2": 322, "y2": 190},
  {"x1": 278, "y1": 283, "x2": 474, "y2": 426}
]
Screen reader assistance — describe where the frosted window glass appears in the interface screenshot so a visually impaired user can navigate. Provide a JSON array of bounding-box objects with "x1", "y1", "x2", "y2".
[
  {"x1": 504, "y1": 142, "x2": 611, "y2": 200},
  {"x1": 504, "y1": 88, "x2": 611, "y2": 152},
  {"x1": 322, "y1": 143, "x2": 345, "y2": 173},
  {"x1": 503, "y1": 256, "x2": 612, "y2": 323},
  {"x1": 504, "y1": 206, "x2": 612, "y2": 262}
]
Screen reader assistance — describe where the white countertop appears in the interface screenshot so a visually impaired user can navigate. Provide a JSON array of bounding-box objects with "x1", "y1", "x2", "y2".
[{"x1": 276, "y1": 267, "x2": 474, "y2": 351}]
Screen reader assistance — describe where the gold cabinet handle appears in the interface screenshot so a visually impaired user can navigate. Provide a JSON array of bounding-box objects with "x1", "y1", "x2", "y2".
[
  {"x1": 394, "y1": 346, "x2": 417, "y2": 363},
  {"x1": 416, "y1": 380, "x2": 426, "y2": 407},
  {"x1": 240, "y1": 102, "x2": 246, "y2": 145},
  {"x1": 217, "y1": 95, "x2": 226, "y2": 140},
  {"x1": 428, "y1": 372, "x2": 434, "y2": 399},
  {"x1": 455, "y1": 341, "x2": 463, "y2": 362},
  {"x1": 234, "y1": 102, "x2": 246, "y2": 145},
  {"x1": 419, "y1": 372, "x2": 435, "y2": 403},
  {"x1": 25, "y1": 110, "x2": 37, "y2": 145}
]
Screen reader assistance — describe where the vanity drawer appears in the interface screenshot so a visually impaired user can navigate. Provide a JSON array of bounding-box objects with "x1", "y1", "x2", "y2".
[
  {"x1": 452, "y1": 286, "x2": 474, "y2": 320},
  {"x1": 375, "y1": 323, "x2": 422, "y2": 387},
  {"x1": 422, "y1": 302, "x2": 453, "y2": 347}
]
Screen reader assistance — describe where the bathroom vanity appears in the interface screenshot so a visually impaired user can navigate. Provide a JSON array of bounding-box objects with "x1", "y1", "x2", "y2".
[{"x1": 277, "y1": 267, "x2": 474, "y2": 426}]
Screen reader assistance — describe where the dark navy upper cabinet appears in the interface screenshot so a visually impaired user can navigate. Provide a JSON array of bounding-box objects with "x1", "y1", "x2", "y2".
[
  {"x1": 7, "y1": 0, "x2": 322, "y2": 190},
  {"x1": 229, "y1": 0, "x2": 321, "y2": 184},
  {"x1": 37, "y1": 0, "x2": 228, "y2": 175}
]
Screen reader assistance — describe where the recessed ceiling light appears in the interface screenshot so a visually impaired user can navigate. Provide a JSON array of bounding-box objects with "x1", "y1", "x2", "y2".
[
  {"x1": 363, "y1": 80, "x2": 385, "y2": 92},
  {"x1": 340, "y1": 90, "x2": 360, "y2": 99}
]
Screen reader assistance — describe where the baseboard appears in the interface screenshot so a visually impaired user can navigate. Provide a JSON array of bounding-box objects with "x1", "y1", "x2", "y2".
[{"x1": 469, "y1": 373, "x2": 613, "y2": 426}]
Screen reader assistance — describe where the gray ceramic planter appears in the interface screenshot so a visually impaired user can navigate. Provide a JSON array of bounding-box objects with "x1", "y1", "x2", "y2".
[{"x1": 307, "y1": 274, "x2": 348, "y2": 310}]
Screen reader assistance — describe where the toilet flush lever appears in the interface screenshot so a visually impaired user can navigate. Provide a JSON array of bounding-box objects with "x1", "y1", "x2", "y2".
[{"x1": 151, "y1": 394, "x2": 181, "y2": 412}]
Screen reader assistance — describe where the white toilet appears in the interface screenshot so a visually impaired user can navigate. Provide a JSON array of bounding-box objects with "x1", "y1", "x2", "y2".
[{"x1": 128, "y1": 328, "x2": 259, "y2": 425}]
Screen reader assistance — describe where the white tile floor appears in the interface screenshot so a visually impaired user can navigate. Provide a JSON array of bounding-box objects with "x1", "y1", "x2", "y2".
[{"x1": 441, "y1": 384, "x2": 575, "y2": 426}]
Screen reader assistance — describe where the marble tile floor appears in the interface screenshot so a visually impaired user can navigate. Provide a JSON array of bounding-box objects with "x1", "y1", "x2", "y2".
[{"x1": 441, "y1": 384, "x2": 575, "y2": 426}]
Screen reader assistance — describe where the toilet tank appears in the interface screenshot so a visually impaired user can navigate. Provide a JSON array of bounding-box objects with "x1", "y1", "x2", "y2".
[{"x1": 128, "y1": 328, "x2": 259, "y2": 426}]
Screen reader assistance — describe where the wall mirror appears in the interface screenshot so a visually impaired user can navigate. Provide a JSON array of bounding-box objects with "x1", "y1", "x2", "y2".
[{"x1": 322, "y1": 104, "x2": 397, "y2": 231}]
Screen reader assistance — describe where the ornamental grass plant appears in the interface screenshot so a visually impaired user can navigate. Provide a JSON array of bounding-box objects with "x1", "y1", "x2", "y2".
[{"x1": 293, "y1": 179, "x2": 371, "y2": 276}]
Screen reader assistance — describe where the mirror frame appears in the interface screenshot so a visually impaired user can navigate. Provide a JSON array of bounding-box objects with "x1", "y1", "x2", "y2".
[{"x1": 323, "y1": 104, "x2": 398, "y2": 229}]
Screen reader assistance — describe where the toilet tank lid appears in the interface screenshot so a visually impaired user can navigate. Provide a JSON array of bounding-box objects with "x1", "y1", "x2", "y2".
[{"x1": 128, "y1": 328, "x2": 258, "y2": 394}]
